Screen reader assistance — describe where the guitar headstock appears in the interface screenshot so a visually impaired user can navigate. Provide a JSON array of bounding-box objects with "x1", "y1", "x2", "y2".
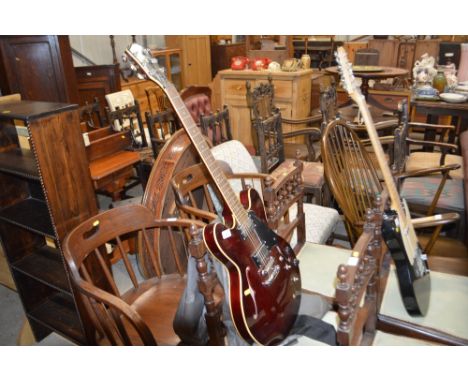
[
  {"x1": 124, "y1": 43, "x2": 169, "y2": 89},
  {"x1": 335, "y1": 47, "x2": 363, "y2": 104}
]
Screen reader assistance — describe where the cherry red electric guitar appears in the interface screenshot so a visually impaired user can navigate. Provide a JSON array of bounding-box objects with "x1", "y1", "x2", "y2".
[{"x1": 125, "y1": 43, "x2": 301, "y2": 345}]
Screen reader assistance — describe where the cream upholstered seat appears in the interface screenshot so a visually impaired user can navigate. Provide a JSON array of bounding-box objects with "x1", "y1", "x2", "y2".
[
  {"x1": 105, "y1": 89, "x2": 151, "y2": 147},
  {"x1": 210, "y1": 140, "x2": 339, "y2": 246},
  {"x1": 379, "y1": 268, "x2": 468, "y2": 343},
  {"x1": 297, "y1": 243, "x2": 351, "y2": 298}
]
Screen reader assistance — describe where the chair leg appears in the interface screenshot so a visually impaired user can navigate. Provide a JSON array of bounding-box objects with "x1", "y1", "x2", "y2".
[{"x1": 314, "y1": 187, "x2": 322, "y2": 205}]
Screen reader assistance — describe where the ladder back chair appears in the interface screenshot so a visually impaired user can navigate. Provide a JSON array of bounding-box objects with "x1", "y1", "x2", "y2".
[
  {"x1": 106, "y1": 101, "x2": 148, "y2": 148},
  {"x1": 199, "y1": 106, "x2": 233, "y2": 147},
  {"x1": 145, "y1": 86, "x2": 171, "y2": 115},
  {"x1": 246, "y1": 78, "x2": 328, "y2": 205},
  {"x1": 145, "y1": 108, "x2": 182, "y2": 158},
  {"x1": 63, "y1": 204, "x2": 225, "y2": 346},
  {"x1": 78, "y1": 97, "x2": 105, "y2": 132}
]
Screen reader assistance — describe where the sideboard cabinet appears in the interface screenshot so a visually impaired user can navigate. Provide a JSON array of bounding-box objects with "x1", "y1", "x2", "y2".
[{"x1": 219, "y1": 69, "x2": 314, "y2": 151}]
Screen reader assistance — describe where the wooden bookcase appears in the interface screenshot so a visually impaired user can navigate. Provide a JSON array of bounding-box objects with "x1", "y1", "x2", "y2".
[{"x1": 0, "y1": 100, "x2": 98, "y2": 344}]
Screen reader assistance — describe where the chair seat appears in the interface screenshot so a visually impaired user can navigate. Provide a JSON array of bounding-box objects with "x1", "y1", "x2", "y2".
[
  {"x1": 274, "y1": 159, "x2": 325, "y2": 188},
  {"x1": 400, "y1": 177, "x2": 465, "y2": 212},
  {"x1": 89, "y1": 151, "x2": 140, "y2": 180},
  {"x1": 380, "y1": 268, "x2": 468, "y2": 342},
  {"x1": 284, "y1": 143, "x2": 309, "y2": 161},
  {"x1": 406, "y1": 152, "x2": 464, "y2": 180},
  {"x1": 121, "y1": 274, "x2": 187, "y2": 345},
  {"x1": 297, "y1": 242, "x2": 351, "y2": 298},
  {"x1": 371, "y1": 331, "x2": 439, "y2": 346},
  {"x1": 289, "y1": 203, "x2": 340, "y2": 246},
  {"x1": 292, "y1": 312, "x2": 438, "y2": 345}
]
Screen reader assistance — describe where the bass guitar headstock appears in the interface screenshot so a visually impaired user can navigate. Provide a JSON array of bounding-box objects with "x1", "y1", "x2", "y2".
[
  {"x1": 124, "y1": 43, "x2": 169, "y2": 89},
  {"x1": 335, "y1": 47, "x2": 364, "y2": 105}
]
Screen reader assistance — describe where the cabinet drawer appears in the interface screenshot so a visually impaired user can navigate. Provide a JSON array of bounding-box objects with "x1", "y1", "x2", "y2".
[
  {"x1": 224, "y1": 79, "x2": 249, "y2": 98},
  {"x1": 256, "y1": 79, "x2": 293, "y2": 99}
]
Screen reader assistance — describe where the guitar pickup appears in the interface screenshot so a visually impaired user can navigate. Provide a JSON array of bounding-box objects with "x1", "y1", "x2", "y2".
[{"x1": 252, "y1": 254, "x2": 262, "y2": 268}]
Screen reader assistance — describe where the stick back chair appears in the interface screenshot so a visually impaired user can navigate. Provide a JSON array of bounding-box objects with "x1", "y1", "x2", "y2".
[
  {"x1": 63, "y1": 204, "x2": 225, "y2": 345},
  {"x1": 322, "y1": 118, "x2": 460, "y2": 256}
]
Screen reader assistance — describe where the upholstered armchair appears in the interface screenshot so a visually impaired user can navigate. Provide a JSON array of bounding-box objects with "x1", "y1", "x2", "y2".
[{"x1": 180, "y1": 86, "x2": 212, "y2": 125}]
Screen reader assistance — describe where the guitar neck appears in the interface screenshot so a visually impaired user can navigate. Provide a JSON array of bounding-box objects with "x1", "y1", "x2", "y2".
[
  {"x1": 164, "y1": 84, "x2": 250, "y2": 228},
  {"x1": 356, "y1": 96, "x2": 406, "y2": 223}
]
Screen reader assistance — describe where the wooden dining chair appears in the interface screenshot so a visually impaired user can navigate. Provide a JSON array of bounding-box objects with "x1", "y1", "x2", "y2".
[
  {"x1": 171, "y1": 160, "x2": 307, "y2": 253},
  {"x1": 63, "y1": 204, "x2": 225, "y2": 345},
  {"x1": 199, "y1": 106, "x2": 233, "y2": 147},
  {"x1": 246, "y1": 79, "x2": 329, "y2": 205},
  {"x1": 321, "y1": 118, "x2": 464, "y2": 265},
  {"x1": 145, "y1": 108, "x2": 182, "y2": 158},
  {"x1": 145, "y1": 86, "x2": 171, "y2": 115}
]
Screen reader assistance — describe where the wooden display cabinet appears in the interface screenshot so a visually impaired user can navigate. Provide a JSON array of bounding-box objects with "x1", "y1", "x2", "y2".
[
  {"x1": 165, "y1": 36, "x2": 212, "y2": 87},
  {"x1": 150, "y1": 48, "x2": 183, "y2": 90},
  {"x1": 0, "y1": 100, "x2": 99, "y2": 344}
]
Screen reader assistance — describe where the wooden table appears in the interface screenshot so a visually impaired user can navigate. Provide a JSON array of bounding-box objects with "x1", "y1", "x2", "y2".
[
  {"x1": 326, "y1": 66, "x2": 409, "y2": 100},
  {"x1": 411, "y1": 98, "x2": 468, "y2": 149}
]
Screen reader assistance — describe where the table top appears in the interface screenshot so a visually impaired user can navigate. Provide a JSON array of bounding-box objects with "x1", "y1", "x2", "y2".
[
  {"x1": 325, "y1": 66, "x2": 409, "y2": 79},
  {"x1": 218, "y1": 68, "x2": 315, "y2": 79},
  {"x1": 411, "y1": 98, "x2": 468, "y2": 112},
  {"x1": 411, "y1": 98, "x2": 468, "y2": 118}
]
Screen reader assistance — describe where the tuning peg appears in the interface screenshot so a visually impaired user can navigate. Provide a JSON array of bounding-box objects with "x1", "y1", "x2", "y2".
[
  {"x1": 136, "y1": 73, "x2": 145, "y2": 80},
  {"x1": 122, "y1": 54, "x2": 128, "y2": 63},
  {"x1": 130, "y1": 64, "x2": 137, "y2": 72}
]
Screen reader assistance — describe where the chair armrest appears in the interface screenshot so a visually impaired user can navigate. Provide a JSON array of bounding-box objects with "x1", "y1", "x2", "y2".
[
  {"x1": 396, "y1": 163, "x2": 461, "y2": 180},
  {"x1": 411, "y1": 212, "x2": 460, "y2": 229},
  {"x1": 361, "y1": 135, "x2": 395, "y2": 146},
  {"x1": 177, "y1": 204, "x2": 218, "y2": 222},
  {"x1": 282, "y1": 127, "x2": 322, "y2": 140},
  {"x1": 406, "y1": 138, "x2": 458, "y2": 152},
  {"x1": 351, "y1": 119, "x2": 399, "y2": 133},
  {"x1": 282, "y1": 113, "x2": 322, "y2": 125},
  {"x1": 408, "y1": 122, "x2": 455, "y2": 131}
]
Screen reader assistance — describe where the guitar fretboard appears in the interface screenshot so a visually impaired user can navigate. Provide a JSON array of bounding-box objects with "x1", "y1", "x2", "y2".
[{"x1": 165, "y1": 84, "x2": 251, "y2": 230}]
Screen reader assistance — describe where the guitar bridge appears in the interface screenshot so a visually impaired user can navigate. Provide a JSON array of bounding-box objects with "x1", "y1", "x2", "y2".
[{"x1": 259, "y1": 256, "x2": 280, "y2": 286}]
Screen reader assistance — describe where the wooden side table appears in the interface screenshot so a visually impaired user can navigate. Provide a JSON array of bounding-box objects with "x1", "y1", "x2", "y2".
[{"x1": 410, "y1": 98, "x2": 468, "y2": 150}]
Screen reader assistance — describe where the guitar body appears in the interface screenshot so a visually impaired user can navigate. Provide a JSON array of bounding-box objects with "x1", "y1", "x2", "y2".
[
  {"x1": 203, "y1": 188, "x2": 301, "y2": 345},
  {"x1": 382, "y1": 209, "x2": 430, "y2": 316}
]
